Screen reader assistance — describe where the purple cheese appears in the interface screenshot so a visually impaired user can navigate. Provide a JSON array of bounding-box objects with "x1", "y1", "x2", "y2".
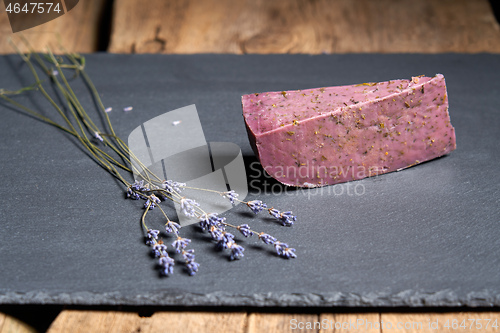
[{"x1": 242, "y1": 74, "x2": 456, "y2": 187}]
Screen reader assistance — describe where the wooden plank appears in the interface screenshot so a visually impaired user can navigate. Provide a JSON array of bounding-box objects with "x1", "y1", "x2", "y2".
[
  {"x1": 146, "y1": 312, "x2": 246, "y2": 333},
  {"x1": 319, "y1": 313, "x2": 381, "y2": 333},
  {"x1": 48, "y1": 310, "x2": 246, "y2": 333},
  {"x1": 247, "y1": 313, "x2": 319, "y2": 333},
  {"x1": 381, "y1": 312, "x2": 500, "y2": 333},
  {"x1": 108, "y1": 0, "x2": 500, "y2": 54},
  {"x1": 47, "y1": 310, "x2": 141, "y2": 333},
  {"x1": 23, "y1": 310, "x2": 500, "y2": 333},
  {"x1": 0, "y1": 312, "x2": 37, "y2": 333},
  {"x1": 0, "y1": 0, "x2": 107, "y2": 54}
]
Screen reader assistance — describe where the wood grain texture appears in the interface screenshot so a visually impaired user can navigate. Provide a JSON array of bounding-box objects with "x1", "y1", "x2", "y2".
[
  {"x1": 46, "y1": 311, "x2": 500, "y2": 333},
  {"x1": 0, "y1": 0, "x2": 107, "y2": 54},
  {"x1": 319, "y1": 313, "x2": 381, "y2": 332},
  {"x1": 108, "y1": 0, "x2": 500, "y2": 54},
  {"x1": 48, "y1": 311, "x2": 246, "y2": 333},
  {"x1": 247, "y1": 313, "x2": 318, "y2": 333},
  {"x1": 47, "y1": 311, "x2": 140, "y2": 333},
  {"x1": 0, "y1": 312, "x2": 36, "y2": 333}
]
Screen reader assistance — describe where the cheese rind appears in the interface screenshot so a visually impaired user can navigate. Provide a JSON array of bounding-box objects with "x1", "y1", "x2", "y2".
[{"x1": 242, "y1": 75, "x2": 456, "y2": 187}]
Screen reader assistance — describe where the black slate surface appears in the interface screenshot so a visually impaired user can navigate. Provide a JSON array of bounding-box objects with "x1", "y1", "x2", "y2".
[{"x1": 0, "y1": 54, "x2": 499, "y2": 307}]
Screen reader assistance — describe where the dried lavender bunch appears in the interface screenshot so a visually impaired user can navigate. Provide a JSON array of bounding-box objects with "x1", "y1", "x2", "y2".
[{"x1": 0, "y1": 40, "x2": 297, "y2": 277}]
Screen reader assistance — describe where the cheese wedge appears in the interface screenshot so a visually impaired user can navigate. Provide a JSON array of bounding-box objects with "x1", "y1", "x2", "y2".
[{"x1": 242, "y1": 74, "x2": 456, "y2": 187}]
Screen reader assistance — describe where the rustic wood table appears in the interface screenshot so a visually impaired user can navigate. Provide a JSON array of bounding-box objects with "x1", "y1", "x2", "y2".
[{"x1": 1, "y1": 0, "x2": 499, "y2": 332}]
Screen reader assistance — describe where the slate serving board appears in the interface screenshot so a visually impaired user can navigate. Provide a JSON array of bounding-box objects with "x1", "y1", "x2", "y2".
[{"x1": 0, "y1": 54, "x2": 498, "y2": 307}]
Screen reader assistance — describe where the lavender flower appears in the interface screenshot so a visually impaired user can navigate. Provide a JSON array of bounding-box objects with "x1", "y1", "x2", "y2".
[
  {"x1": 153, "y1": 243, "x2": 168, "y2": 257},
  {"x1": 222, "y1": 190, "x2": 239, "y2": 205},
  {"x1": 217, "y1": 232, "x2": 235, "y2": 250},
  {"x1": 268, "y1": 208, "x2": 281, "y2": 219},
  {"x1": 258, "y1": 233, "x2": 277, "y2": 245},
  {"x1": 273, "y1": 241, "x2": 289, "y2": 256},
  {"x1": 199, "y1": 214, "x2": 210, "y2": 230},
  {"x1": 159, "y1": 255, "x2": 175, "y2": 276},
  {"x1": 126, "y1": 187, "x2": 141, "y2": 200},
  {"x1": 144, "y1": 194, "x2": 161, "y2": 209},
  {"x1": 94, "y1": 131, "x2": 103, "y2": 142},
  {"x1": 186, "y1": 261, "x2": 200, "y2": 275},
  {"x1": 172, "y1": 236, "x2": 191, "y2": 253},
  {"x1": 268, "y1": 208, "x2": 296, "y2": 226},
  {"x1": 280, "y1": 247, "x2": 297, "y2": 259},
  {"x1": 151, "y1": 194, "x2": 161, "y2": 203},
  {"x1": 212, "y1": 214, "x2": 226, "y2": 228},
  {"x1": 209, "y1": 225, "x2": 224, "y2": 241},
  {"x1": 199, "y1": 213, "x2": 226, "y2": 230},
  {"x1": 165, "y1": 220, "x2": 181, "y2": 234},
  {"x1": 127, "y1": 181, "x2": 149, "y2": 200},
  {"x1": 222, "y1": 232, "x2": 235, "y2": 245},
  {"x1": 180, "y1": 198, "x2": 199, "y2": 217},
  {"x1": 147, "y1": 229, "x2": 160, "y2": 240},
  {"x1": 144, "y1": 198, "x2": 156, "y2": 210},
  {"x1": 131, "y1": 180, "x2": 147, "y2": 191},
  {"x1": 246, "y1": 200, "x2": 267, "y2": 214},
  {"x1": 278, "y1": 211, "x2": 296, "y2": 226},
  {"x1": 230, "y1": 243, "x2": 245, "y2": 260},
  {"x1": 162, "y1": 180, "x2": 185, "y2": 193},
  {"x1": 182, "y1": 249, "x2": 195, "y2": 262},
  {"x1": 237, "y1": 224, "x2": 254, "y2": 237}
]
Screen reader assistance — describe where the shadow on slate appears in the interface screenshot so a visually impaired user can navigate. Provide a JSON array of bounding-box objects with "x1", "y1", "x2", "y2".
[{"x1": 0, "y1": 53, "x2": 499, "y2": 307}]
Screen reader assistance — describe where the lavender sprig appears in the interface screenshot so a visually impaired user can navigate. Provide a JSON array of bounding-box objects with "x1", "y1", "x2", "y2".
[
  {"x1": 222, "y1": 190, "x2": 239, "y2": 205},
  {"x1": 268, "y1": 208, "x2": 296, "y2": 226},
  {"x1": 162, "y1": 180, "x2": 186, "y2": 194},
  {"x1": 147, "y1": 229, "x2": 159, "y2": 240},
  {"x1": 186, "y1": 261, "x2": 200, "y2": 275},
  {"x1": 144, "y1": 194, "x2": 161, "y2": 210},
  {"x1": 180, "y1": 197, "x2": 199, "y2": 217},
  {"x1": 182, "y1": 249, "x2": 195, "y2": 262},
  {"x1": 172, "y1": 236, "x2": 191, "y2": 253},
  {"x1": 216, "y1": 232, "x2": 235, "y2": 250},
  {"x1": 230, "y1": 243, "x2": 245, "y2": 260},
  {"x1": 159, "y1": 255, "x2": 175, "y2": 276},
  {"x1": 153, "y1": 242, "x2": 168, "y2": 258},
  {"x1": 199, "y1": 213, "x2": 226, "y2": 231},
  {"x1": 246, "y1": 200, "x2": 267, "y2": 214},
  {"x1": 198, "y1": 211, "x2": 297, "y2": 260},
  {"x1": 165, "y1": 220, "x2": 181, "y2": 234},
  {"x1": 209, "y1": 225, "x2": 224, "y2": 241},
  {"x1": 258, "y1": 233, "x2": 277, "y2": 245},
  {"x1": 181, "y1": 249, "x2": 200, "y2": 275},
  {"x1": 237, "y1": 224, "x2": 254, "y2": 237}
]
